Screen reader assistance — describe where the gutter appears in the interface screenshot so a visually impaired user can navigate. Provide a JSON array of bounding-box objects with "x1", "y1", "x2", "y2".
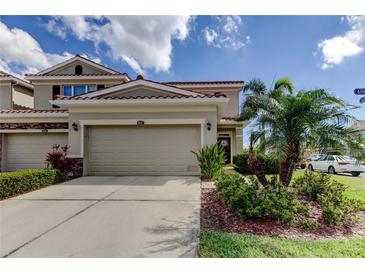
[
  {"x1": 49, "y1": 97, "x2": 229, "y2": 107},
  {"x1": 0, "y1": 112, "x2": 69, "y2": 118}
]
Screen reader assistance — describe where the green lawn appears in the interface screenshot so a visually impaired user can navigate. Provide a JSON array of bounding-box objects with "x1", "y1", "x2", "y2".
[
  {"x1": 292, "y1": 170, "x2": 365, "y2": 205},
  {"x1": 200, "y1": 230, "x2": 365, "y2": 258}
]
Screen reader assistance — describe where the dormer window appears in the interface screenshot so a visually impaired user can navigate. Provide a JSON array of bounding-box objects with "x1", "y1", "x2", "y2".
[
  {"x1": 75, "y1": 65, "x2": 83, "y2": 75},
  {"x1": 63, "y1": 85, "x2": 97, "y2": 96}
]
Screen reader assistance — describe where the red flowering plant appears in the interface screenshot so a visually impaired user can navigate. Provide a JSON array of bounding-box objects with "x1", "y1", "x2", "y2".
[{"x1": 45, "y1": 144, "x2": 78, "y2": 179}]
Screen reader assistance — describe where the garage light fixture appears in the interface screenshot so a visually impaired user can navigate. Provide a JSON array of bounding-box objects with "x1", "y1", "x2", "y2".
[
  {"x1": 72, "y1": 122, "x2": 78, "y2": 131},
  {"x1": 207, "y1": 121, "x2": 212, "y2": 131}
]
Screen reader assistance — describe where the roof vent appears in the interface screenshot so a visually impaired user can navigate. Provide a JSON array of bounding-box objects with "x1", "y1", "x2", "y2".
[{"x1": 136, "y1": 75, "x2": 144, "y2": 80}]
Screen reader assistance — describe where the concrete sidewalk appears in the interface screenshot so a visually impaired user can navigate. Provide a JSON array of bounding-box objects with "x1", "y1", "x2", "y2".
[{"x1": 0, "y1": 176, "x2": 200, "y2": 258}]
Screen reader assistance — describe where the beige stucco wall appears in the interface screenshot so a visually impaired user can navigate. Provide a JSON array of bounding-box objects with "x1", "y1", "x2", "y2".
[
  {"x1": 67, "y1": 110, "x2": 218, "y2": 157},
  {"x1": 0, "y1": 85, "x2": 12, "y2": 109},
  {"x1": 195, "y1": 90, "x2": 239, "y2": 117},
  {"x1": 34, "y1": 85, "x2": 53, "y2": 109},
  {"x1": 13, "y1": 85, "x2": 34, "y2": 109},
  {"x1": 235, "y1": 127, "x2": 243, "y2": 154},
  {"x1": 224, "y1": 91, "x2": 240, "y2": 117}
]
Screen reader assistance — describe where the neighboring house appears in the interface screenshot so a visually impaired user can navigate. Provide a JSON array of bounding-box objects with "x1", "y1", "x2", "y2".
[
  {"x1": 0, "y1": 71, "x2": 34, "y2": 109},
  {"x1": 0, "y1": 55, "x2": 246, "y2": 175},
  {"x1": 352, "y1": 120, "x2": 365, "y2": 138},
  {"x1": 351, "y1": 120, "x2": 365, "y2": 152}
]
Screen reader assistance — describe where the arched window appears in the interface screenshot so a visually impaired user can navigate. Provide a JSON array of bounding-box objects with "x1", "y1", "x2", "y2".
[{"x1": 75, "y1": 65, "x2": 83, "y2": 75}]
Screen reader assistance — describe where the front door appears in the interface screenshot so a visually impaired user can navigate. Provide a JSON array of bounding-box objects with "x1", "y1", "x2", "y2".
[{"x1": 218, "y1": 136, "x2": 231, "y2": 164}]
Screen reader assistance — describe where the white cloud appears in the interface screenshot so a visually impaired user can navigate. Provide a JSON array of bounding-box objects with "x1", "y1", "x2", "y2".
[
  {"x1": 0, "y1": 58, "x2": 11, "y2": 72},
  {"x1": 203, "y1": 27, "x2": 219, "y2": 46},
  {"x1": 121, "y1": 55, "x2": 145, "y2": 75},
  {"x1": 318, "y1": 16, "x2": 365, "y2": 70},
  {"x1": 45, "y1": 19, "x2": 66, "y2": 39},
  {"x1": 0, "y1": 21, "x2": 105, "y2": 76},
  {"x1": 79, "y1": 53, "x2": 101, "y2": 64},
  {"x1": 202, "y1": 16, "x2": 248, "y2": 50},
  {"x1": 0, "y1": 21, "x2": 73, "y2": 75},
  {"x1": 45, "y1": 16, "x2": 193, "y2": 74},
  {"x1": 223, "y1": 16, "x2": 241, "y2": 34}
]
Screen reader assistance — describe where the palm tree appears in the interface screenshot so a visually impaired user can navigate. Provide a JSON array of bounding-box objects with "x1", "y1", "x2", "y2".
[{"x1": 241, "y1": 78, "x2": 362, "y2": 186}]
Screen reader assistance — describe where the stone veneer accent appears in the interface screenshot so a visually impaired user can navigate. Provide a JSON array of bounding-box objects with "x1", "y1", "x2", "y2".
[
  {"x1": 0, "y1": 122, "x2": 68, "y2": 130},
  {"x1": 0, "y1": 133, "x2": 3, "y2": 172},
  {"x1": 72, "y1": 158, "x2": 84, "y2": 177}
]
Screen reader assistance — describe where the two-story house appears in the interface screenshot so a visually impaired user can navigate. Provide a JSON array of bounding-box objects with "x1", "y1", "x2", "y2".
[
  {"x1": 0, "y1": 71, "x2": 34, "y2": 109},
  {"x1": 0, "y1": 55, "x2": 246, "y2": 175}
]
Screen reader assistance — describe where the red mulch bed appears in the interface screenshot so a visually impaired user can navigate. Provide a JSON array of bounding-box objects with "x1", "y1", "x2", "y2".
[{"x1": 201, "y1": 188, "x2": 365, "y2": 240}]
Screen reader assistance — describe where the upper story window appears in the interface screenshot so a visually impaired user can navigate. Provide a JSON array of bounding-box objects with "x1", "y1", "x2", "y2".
[
  {"x1": 63, "y1": 85, "x2": 97, "y2": 96},
  {"x1": 75, "y1": 65, "x2": 83, "y2": 75}
]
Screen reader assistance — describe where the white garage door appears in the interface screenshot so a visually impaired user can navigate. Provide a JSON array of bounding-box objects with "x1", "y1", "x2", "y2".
[
  {"x1": 5, "y1": 133, "x2": 68, "y2": 171},
  {"x1": 86, "y1": 125, "x2": 201, "y2": 175}
]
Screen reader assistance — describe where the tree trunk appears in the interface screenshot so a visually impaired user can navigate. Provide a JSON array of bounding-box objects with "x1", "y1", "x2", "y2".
[
  {"x1": 248, "y1": 139, "x2": 268, "y2": 187},
  {"x1": 279, "y1": 141, "x2": 300, "y2": 187}
]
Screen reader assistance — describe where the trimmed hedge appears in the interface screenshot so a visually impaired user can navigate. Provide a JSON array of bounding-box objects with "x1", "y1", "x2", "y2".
[
  {"x1": 0, "y1": 169, "x2": 63, "y2": 199},
  {"x1": 233, "y1": 151, "x2": 280, "y2": 175}
]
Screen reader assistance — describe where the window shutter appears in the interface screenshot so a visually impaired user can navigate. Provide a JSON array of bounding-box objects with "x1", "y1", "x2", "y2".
[
  {"x1": 52, "y1": 85, "x2": 61, "y2": 108},
  {"x1": 52, "y1": 85, "x2": 61, "y2": 99},
  {"x1": 97, "y1": 84, "x2": 105, "y2": 90}
]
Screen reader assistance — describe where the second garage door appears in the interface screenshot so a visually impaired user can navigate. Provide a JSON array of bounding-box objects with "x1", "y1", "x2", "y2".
[
  {"x1": 85, "y1": 125, "x2": 201, "y2": 175},
  {"x1": 5, "y1": 132, "x2": 68, "y2": 171}
]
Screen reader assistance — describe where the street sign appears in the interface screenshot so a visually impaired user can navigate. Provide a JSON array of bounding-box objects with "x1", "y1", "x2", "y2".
[
  {"x1": 360, "y1": 96, "x2": 365, "y2": 103},
  {"x1": 354, "y1": 88, "x2": 365, "y2": 95}
]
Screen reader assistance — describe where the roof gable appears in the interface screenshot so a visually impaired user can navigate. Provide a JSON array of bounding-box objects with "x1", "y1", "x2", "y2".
[
  {"x1": 105, "y1": 86, "x2": 184, "y2": 98},
  {"x1": 76, "y1": 79, "x2": 207, "y2": 99},
  {"x1": 0, "y1": 70, "x2": 34, "y2": 90},
  {"x1": 29, "y1": 55, "x2": 126, "y2": 76}
]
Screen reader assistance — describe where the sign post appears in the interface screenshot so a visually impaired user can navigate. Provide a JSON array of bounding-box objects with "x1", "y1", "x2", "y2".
[{"x1": 354, "y1": 88, "x2": 365, "y2": 103}]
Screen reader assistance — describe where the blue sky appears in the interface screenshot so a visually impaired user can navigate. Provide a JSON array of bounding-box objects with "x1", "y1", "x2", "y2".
[{"x1": 1, "y1": 16, "x2": 364, "y2": 127}]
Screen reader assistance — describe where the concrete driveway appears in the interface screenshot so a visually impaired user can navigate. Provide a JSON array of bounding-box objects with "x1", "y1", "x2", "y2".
[{"x1": 0, "y1": 176, "x2": 200, "y2": 258}]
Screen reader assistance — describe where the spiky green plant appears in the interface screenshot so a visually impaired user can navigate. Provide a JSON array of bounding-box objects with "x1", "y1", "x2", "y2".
[{"x1": 191, "y1": 143, "x2": 227, "y2": 179}]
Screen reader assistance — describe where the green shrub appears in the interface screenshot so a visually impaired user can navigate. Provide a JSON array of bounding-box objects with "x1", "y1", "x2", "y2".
[
  {"x1": 253, "y1": 177, "x2": 308, "y2": 224},
  {"x1": 215, "y1": 172, "x2": 259, "y2": 219},
  {"x1": 296, "y1": 219, "x2": 320, "y2": 229},
  {"x1": 233, "y1": 151, "x2": 280, "y2": 175},
  {"x1": 0, "y1": 169, "x2": 63, "y2": 199},
  {"x1": 318, "y1": 181, "x2": 363, "y2": 226},
  {"x1": 291, "y1": 170, "x2": 331, "y2": 200},
  {"x1": 215, "y1": 172, "x2": 306, "y2": 224},
  {"x1": 292, "y1": 171, "x2": 363, "y2": 226},
  {"x1": 192, "y1": 143, "x2": 227, "y2": 180}
]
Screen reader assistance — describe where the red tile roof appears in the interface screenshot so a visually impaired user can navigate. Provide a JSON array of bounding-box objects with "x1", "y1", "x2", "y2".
[
  {"x1": 0, "y1": 70, "x2": 11, "y2": 77},
  {"x1": 0, "y1": 109, "x2": 68, "y2": 114},
  {"x1": 221, "y1": 116, "x2": 240, "y2": 121},
  {"x1": 24, "y1": 73, "x2": 126, "y2": 77},
  {"x1": 55, "y1": 93, "x2": 227, "y2": 101},
  {"x1": 0, "y1": 70, "x2": 32, "y2": 84},
  {"x1": 163, "y1": 80, "x2": 244, "y2": 86}
]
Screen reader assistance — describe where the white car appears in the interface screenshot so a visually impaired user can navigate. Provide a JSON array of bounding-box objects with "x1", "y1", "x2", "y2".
[{"x1": 307, "y1": 155, "x2": 365, "y2": 177}]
